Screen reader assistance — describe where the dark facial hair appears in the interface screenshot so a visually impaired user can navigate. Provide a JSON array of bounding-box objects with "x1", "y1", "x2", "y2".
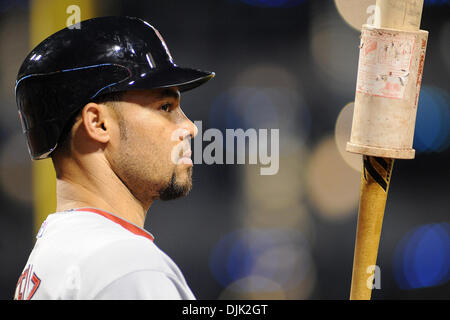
[{"x1": 158, "y1": 167, "x2": 193, "y2": 201}]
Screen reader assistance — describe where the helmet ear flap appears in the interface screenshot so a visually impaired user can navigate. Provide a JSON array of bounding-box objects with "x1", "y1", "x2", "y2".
[{"x1": 24, "y1": 121, "x2": 62, "y2": 159}]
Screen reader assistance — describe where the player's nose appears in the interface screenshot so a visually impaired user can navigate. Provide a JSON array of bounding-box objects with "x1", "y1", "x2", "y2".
[{"x1": 177, "y1": 108, "x2": 198, "y2": 140}]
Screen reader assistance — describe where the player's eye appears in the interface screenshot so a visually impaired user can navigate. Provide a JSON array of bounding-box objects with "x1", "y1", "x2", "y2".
[{"x1": 160, "y1": 103, "x2": 172, "y2": 112}]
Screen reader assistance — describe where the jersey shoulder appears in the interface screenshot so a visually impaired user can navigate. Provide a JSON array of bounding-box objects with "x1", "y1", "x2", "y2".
[{"x1": 31, "y1": 211, "x2": 185, "y2": 299}]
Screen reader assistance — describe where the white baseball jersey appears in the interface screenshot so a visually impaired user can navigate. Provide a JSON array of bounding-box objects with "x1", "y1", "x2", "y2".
[{"x1": 14, "y1": 207, "x2": 196, "y2": 300}]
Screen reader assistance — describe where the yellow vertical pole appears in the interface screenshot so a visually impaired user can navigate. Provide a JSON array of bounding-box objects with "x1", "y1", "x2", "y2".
[{"x1": 29, "y1": 0, "x2": 97, "y2": 234}]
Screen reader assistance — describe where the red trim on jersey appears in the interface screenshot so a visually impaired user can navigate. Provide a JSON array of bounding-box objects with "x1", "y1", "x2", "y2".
[
  {"x1": 15, "y1": 266, "x2": 29, "y2": 300},
  {"x1": 75, "y1": 208, "x2": 154, "y2": 242},
  {"x1": 27, "y1": 272, "x2": 41, "y2": 300}
]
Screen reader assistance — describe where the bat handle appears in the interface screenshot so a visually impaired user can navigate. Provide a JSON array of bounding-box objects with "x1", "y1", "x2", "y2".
[{"x1": 350, "y1": 156, "x2": 394, "y2": 300}]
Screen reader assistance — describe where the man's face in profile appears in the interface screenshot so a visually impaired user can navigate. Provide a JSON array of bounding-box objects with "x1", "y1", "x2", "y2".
[{"x1": 105, "y1": 88, "x2": 197, "y2": 204}]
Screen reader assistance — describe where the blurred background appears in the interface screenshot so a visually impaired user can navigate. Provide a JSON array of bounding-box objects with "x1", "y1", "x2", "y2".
[{"x1": 0, "y1": 0, "x2": 448, "y2": 300}]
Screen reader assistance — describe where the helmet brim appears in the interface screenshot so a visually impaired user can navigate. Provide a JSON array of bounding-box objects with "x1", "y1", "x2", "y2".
[{"x1": 122, "y1": 66, "x2": 215, "y2": 93}]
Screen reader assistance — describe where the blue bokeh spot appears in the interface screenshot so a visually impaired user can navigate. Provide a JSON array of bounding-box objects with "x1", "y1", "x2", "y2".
[
  {"x1": 414, "y1": 86, "x2": 450, "y2": 153},
  {"x1": 394, "y1": 223, "x2": 450, "y2": 290}
]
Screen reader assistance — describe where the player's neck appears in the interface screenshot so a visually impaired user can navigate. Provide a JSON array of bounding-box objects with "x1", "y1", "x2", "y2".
[{"x1": 54, "y1": 153, "x2": 151, "y2": 228}]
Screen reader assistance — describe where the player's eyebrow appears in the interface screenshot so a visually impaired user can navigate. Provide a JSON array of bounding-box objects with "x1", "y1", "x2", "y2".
[{"x1": 156, "y1": 88, "x2": 180, "y2": 101}]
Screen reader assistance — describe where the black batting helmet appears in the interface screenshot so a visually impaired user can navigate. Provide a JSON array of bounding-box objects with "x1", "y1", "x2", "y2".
[{"x1": 15, "y1": 16, "x2": 215, "y2": 160}]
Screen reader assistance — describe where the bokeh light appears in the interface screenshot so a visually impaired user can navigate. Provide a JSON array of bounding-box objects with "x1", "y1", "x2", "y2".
[
  {"x1": 334, "y1": 0, "x2": 376, "y2": 31},
  {"x1": 233, "y1": 0, "x2": 306, "y2": 8},
  {"x1": 0, "y1": 9, "x2": 30, "y2": 132},
  {"x1": 209, "y1": 87, "x2": 259, "y2": 131},
  {"x1": 209, "y1": 64, "x2": 311, "y2": 155},
  {"x1": 210, "y1": 87, "x2": 278, "y2": 131},
  {"x1": 309, "y1": 4, "x2": 359, "y2": 96},
  {"x1": 424, "y1": 0, "x2": 450, "y2": 5},
  {"x1": 209, "y1": 228, "x2": 314, "y2": 299},
  {"x1": 218, "y1": 276, "x2": 287, "y2": 299},
  {"x1": 233, "y1": 65, "x2": 311, "y2": 145},
  {"x1": 335, "y1": 102, "x2": 362, "y2": 172},
  {"x1": 0, "y1": 0, "x2": 28, "y2": 13},
  {"x1": 0, "y1": 133, "x2": 32, "y2": 204},
  {"x1": 413, "y1": 85, "x2": 450, "y2": 153},
  {"x1": 441, "y1": 20, "x2": 450, "y2": 72},
  {"x1": 306, "y1": 135, "x2": 360, "y2": 220},
  {"x1": 243, "y1": 148, "x2": 310, "y2": 229},
  {"x1": 394, "y1": 223, "x2": 450, "y2": 290}
]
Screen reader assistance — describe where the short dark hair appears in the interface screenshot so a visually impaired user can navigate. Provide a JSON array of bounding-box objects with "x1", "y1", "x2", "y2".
[{"x1": 52, "y1": 91, "x2": 124, "y2": 157}]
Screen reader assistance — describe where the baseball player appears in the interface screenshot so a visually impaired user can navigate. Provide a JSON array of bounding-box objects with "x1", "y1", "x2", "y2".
[{"x1": 13, "y1": 16, "x2": 214, "y2": 300}]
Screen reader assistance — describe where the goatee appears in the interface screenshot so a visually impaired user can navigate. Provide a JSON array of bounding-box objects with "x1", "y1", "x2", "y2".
[{"x1": 158, "y1": 168, "x2": 193, "y2": 201}]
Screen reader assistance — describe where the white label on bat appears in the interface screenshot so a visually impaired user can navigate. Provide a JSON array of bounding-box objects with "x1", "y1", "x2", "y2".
[{"x1": 356, "y1": 28, "x2": 415, "y2": 100}]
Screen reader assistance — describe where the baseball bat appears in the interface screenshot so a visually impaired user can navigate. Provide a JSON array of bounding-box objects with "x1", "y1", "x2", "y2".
[{"x1": 348, "y1": 0, "x2": 427, "y2": 300}]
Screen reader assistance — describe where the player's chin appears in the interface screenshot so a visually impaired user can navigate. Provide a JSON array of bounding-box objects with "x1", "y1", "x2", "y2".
[{"x1": 158, "y1": 172, "x2": 193, "y2": 201}]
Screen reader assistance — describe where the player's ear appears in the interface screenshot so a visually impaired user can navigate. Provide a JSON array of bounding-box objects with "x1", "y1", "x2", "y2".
[{"x1": 80, "y1": 102, "x2": 112, "y2": 144}]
